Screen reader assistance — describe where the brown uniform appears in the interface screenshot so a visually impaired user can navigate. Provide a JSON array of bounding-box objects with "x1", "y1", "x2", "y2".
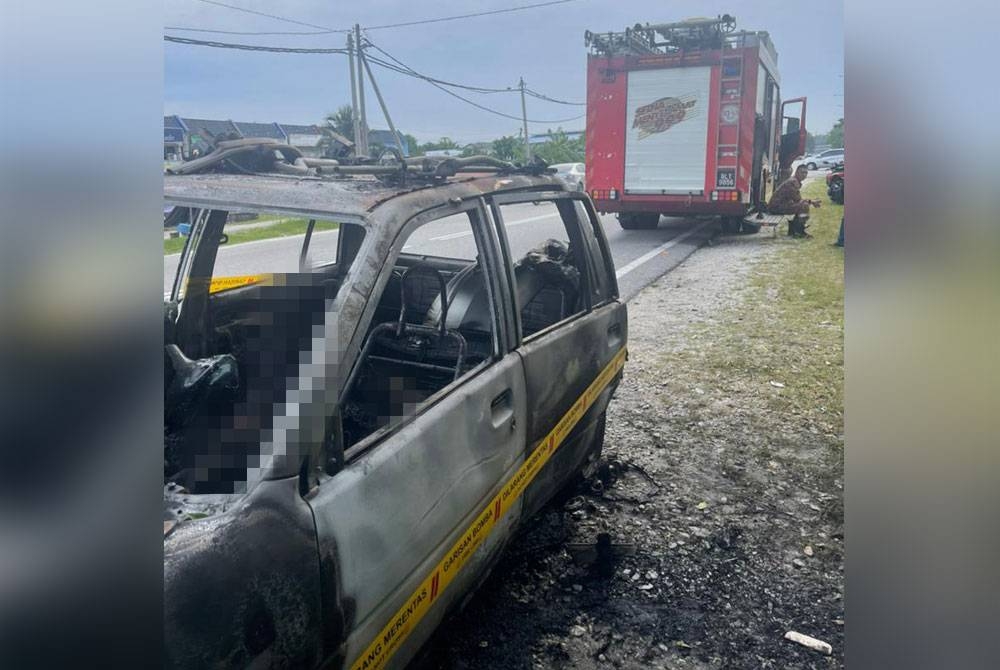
[{"x1": 768, "y1": 176, "x2": 810, "y2": 215}]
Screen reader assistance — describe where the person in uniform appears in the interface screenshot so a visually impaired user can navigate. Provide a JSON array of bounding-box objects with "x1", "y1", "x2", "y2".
[{"x1": 768, "y1": 164, "x2": 821, "y2": 237}]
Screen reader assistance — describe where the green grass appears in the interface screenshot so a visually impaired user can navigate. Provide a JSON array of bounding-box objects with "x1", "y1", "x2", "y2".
[
  {"x1": 658, "y1": 178, "x2": 844, "y2": 436},
  {"x1": 164, "y1": 218, "x2": 338, "y2": 255}
]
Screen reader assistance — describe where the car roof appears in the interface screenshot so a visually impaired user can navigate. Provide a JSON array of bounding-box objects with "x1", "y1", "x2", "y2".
[{"x1": 163, "y1": 171, "x2": 566, "y2": 226}]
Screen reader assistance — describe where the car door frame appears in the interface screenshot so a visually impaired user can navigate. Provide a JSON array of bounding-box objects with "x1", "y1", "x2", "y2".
[
  {"x1": 308, "y1": 196, "x2": 530, "y2": 670},
  {"x1": 487, "y1": 190, "x2": 627, "y2": 520}
]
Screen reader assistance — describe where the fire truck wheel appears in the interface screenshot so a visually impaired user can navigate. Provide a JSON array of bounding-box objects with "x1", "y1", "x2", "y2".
[
  {"x1": 721, "y1": 217, "x2": 741, "y2": 234},
  {"x1": 618, "y1": 213, "x2": 659, "y2": 230}
]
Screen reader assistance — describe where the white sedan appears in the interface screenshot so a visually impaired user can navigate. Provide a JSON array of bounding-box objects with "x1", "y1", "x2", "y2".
[
  {"x1": 796, "y1": 148, "x2": 844, "y2": 171},
  {"x1": 551, "y1": 162, "x2": 585, "y2": 191}
]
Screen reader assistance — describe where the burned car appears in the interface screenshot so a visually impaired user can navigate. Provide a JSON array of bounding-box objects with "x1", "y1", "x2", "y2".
[{"x1": 163, "y1": 142, "x2": 627, "y2": 669}]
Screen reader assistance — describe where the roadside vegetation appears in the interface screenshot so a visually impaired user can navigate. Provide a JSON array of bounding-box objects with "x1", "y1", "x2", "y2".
[
  {"x1": 691, "y1": 179, "x2": 844, "y2": 429},
  {"x1": 164, "y1": 218, "x2": 338, "y2": 255}
]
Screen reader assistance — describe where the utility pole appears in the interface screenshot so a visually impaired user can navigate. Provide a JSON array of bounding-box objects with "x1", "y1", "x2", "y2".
[
  {"x1": 519, "y1": 77, "x2": 531, "y2": 161},
  {"x1": 347, "y1": 32, "x2": 362, "y2": 151},
  {"x1": 355, "y1": 24, "x2": 369, "y2": 156},
  {"x1": 360, "y1": 49, "x2": 405, "y2": 158}
]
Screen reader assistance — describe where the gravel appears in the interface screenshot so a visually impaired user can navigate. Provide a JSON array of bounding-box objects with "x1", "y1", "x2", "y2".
[{"x1": 418, "y1": 231, "x2": 844, "y2": 669}]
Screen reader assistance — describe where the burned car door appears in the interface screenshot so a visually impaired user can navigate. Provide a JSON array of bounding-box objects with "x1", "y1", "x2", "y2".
[
  {"x1": 489, "y1": 193, "x2": 627, "y2": 519},
  {"x1": 307, "y1": 200, "x2": 528, "y2": 670}
]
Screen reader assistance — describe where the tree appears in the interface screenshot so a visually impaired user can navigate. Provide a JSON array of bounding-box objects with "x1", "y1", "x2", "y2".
[
  {"x1": 419, "y1": 137, "x2": 459, "y2": 152},
  {"x1": 401, "y1": 133, "x2": 419, "y2": 156},
  {"x1": 827, "y1": 118, "x2": 844, "y2": 149},
  {"x1": 805, "y1": 131, "x2": 817, "y2": 153},
  {"x1": 325, "y1": 105, "x2": 355, "y2": 138},
  {"x1": 490, "y1": 135, "x2": 524, "y2": 162},
  {"x1": 533, "y1": 128, "x2": 584, "y2": 164},
  {"x1": 319, "y1": 105, "x2": 355, "y2": 158}
]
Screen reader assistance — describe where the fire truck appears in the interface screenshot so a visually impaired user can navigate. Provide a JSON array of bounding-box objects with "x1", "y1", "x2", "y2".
[{"x1": 584, "y1": 15, "x2": 808, "y2": 232}]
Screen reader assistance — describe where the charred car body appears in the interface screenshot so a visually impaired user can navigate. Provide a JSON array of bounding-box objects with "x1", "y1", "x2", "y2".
[{"x1": 163, "y1": 141, "x2": 627, "y2": 669}]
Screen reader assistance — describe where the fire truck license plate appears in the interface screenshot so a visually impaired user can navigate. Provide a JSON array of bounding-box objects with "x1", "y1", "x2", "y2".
[{"x1": 716, "y1": 168, "x2": 736, "y2": 188}]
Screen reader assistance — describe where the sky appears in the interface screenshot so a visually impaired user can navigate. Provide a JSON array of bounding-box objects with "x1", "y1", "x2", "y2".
[{"x1": 165, "y1": 0, "x2": 843, "y2": 144}]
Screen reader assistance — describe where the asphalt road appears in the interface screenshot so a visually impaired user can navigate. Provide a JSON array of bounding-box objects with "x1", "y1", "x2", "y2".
[{"x1": 164, "y1": 202, "x2": 717, "y2": 299}]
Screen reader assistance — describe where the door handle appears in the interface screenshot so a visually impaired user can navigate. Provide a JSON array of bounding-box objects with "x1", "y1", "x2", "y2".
[
  {"x1": 490, "y1": 389, "x2": 514, "y2": 429},
  {"x1": 607, "y1": 322, "x2": 623, "y2": 348}
]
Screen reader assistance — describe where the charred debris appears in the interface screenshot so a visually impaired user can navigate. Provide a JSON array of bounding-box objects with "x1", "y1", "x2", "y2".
[{"x1": 166, "y1": 137, "x2": 554, "y2": 186}]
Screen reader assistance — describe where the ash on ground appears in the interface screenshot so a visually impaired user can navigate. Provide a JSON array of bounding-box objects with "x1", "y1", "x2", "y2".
[{"x1": 420, "y1": 233, "x2": 844, "y2": 669}]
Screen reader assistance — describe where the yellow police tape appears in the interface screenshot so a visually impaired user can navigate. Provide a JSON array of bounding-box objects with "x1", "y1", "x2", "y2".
[
  {"x1": 182, "y1": 274, "x2": 274, "y2": 295},
  {"x1": 208, "y1": 274, "x2": 273, "y2": 294},
  {"x1": 350, "y1": 345, "x2": 627, "y2": 670}
]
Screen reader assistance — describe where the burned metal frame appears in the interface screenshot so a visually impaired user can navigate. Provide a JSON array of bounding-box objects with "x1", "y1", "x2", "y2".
[
  {"x1": 163, "y1": 165, "x2": 628, "y2": 670},
  {"x1": 164, "y1": 170, "x2": 570, "y2": 485}
]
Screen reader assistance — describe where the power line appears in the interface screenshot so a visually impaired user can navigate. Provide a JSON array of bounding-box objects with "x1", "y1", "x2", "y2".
[
  {"x1": 164, "y1": 35, "x2": 347, "y2": 54},
  {"x1": 165, "y1": 26, "x2": 335, "y2": 36},
  {"x1": 362, "y1": 40, "x2": 513, "y2": 94},
  {"x1": 163, "y1": 33, "x2": 585, "y2": 123},
  {"x1": 364, "y1": 0, "x2": 581, "y2": 31},
  {"x1": 173, "y1": 0, "x2": 582, "y2": 36},
  {"x1": 363, "y1": 40, "x2": 584, "y2": 125},
  {"x1": 190, "y1": 0, "x2": 347, "y2": 33},
  {"x1": 163, "y1": 30, "x2": 586, "y2": 124},
  {"x1": 524, "y1": 88, "x2": 585, "y2": 106},
  {"x1": 363, "y1": 39, "x2": 583, "y2": 105},
  {"x1": 399, "y1": 72, "x2": 585, "y2": 125}
]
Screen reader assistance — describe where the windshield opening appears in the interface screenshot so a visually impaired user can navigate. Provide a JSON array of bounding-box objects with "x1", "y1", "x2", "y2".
[{"x1": 163, "y1": 207, "x2": 365, "y2": 499}]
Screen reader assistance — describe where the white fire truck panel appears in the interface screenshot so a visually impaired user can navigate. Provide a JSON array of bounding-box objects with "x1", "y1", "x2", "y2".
[{"x1": 623, "y1": 66, "x2": 712, "y2": 194}]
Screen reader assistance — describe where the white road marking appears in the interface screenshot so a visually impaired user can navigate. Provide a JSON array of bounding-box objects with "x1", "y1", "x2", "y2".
[
  {"x1": 615, "y1": 220, "x2": 714, "y2": 279},
  {"x1": 428, "y1": 212, "x2": 560, "y2": 241}
]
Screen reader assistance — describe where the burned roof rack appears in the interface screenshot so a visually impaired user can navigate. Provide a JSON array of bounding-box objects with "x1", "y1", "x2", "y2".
[{"x1": 165, "y1": 138, "x2": 553, "y2": 187}]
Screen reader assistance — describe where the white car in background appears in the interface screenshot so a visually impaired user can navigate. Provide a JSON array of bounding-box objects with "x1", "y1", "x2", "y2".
[
  {"x1": 551, "y1": 162, "x2": 585, "y2": 191},
  {"x1": 797, "y1": 148, "x2": 844, "y2": 171}
]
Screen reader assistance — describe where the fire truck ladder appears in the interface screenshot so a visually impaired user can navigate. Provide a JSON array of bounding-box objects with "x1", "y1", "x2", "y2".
[{"x1": 717, "y1": 50, "x2": 743, "y2": 197}]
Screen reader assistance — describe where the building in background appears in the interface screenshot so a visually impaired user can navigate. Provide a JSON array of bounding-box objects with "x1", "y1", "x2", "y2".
[
  {"x1": 164, "y1": 116, "x2": 187, "y2": 161},
  {"x1": 281, "y1": 123, "x2": 327, "y2": 158}
]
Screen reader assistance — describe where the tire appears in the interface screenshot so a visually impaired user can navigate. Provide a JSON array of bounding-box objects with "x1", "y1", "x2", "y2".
[
  {"x1": 828, "y1": 178, "x2": 844, "y2": 204},
  {"x1": 721, "y1": 216, "x2": 742, "y2": 234},
  {"x1": 578, "y1": 411, "x2": 607, "y2": 480},
  {"x1": 618, "y1": 213, "x2": 659, "y2": 230},
  {"x1": 806, "y1": 162, "x2": 817, "y2": 171}
]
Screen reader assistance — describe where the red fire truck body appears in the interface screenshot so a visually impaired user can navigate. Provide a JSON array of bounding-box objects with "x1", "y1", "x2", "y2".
[{"x1": 585, "y1": 16, "x2": 807, "y2": 230}]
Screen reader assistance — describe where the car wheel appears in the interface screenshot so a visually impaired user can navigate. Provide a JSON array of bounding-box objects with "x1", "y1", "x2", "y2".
[
  {"x1": 806, "y1": 162, "x2": 817, "y2": 171},
  {"x1": 553, "y1": 411, "x2": 607, "y2": 502},
  {"x1": 829, "y1": 178, "x2": 844, "y2": 204},
  {"x1": 578, "y1": 411, "x2": 607, "y2": 480},
  {"x1": 618, "y1": 213, "x2": 659, "y2": 230}
]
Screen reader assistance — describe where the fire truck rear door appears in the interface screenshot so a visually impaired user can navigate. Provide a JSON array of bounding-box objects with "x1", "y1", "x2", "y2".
[{"x1": 624, "y1": 66, "x2": 713, "y2": 195}]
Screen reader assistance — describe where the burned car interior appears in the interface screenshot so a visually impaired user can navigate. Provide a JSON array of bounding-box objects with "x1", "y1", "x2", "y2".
[
  {"x1": 164, "y1": 212, "x2": 366, "y2": 494},
  {"x1": 163, "y1": 151, "x2": 593, "y2": 498},
  {"x1": 341, "y1": 217, "x2": 584, "y2": 450},
  {"x1": 162, "y1": 146, "x2": 628, "y2": 670}
]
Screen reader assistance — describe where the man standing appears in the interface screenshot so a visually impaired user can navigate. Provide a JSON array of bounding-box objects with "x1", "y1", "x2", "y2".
[{"x1": 768, "y1": 164, "x2": 821, "y2": 237}]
